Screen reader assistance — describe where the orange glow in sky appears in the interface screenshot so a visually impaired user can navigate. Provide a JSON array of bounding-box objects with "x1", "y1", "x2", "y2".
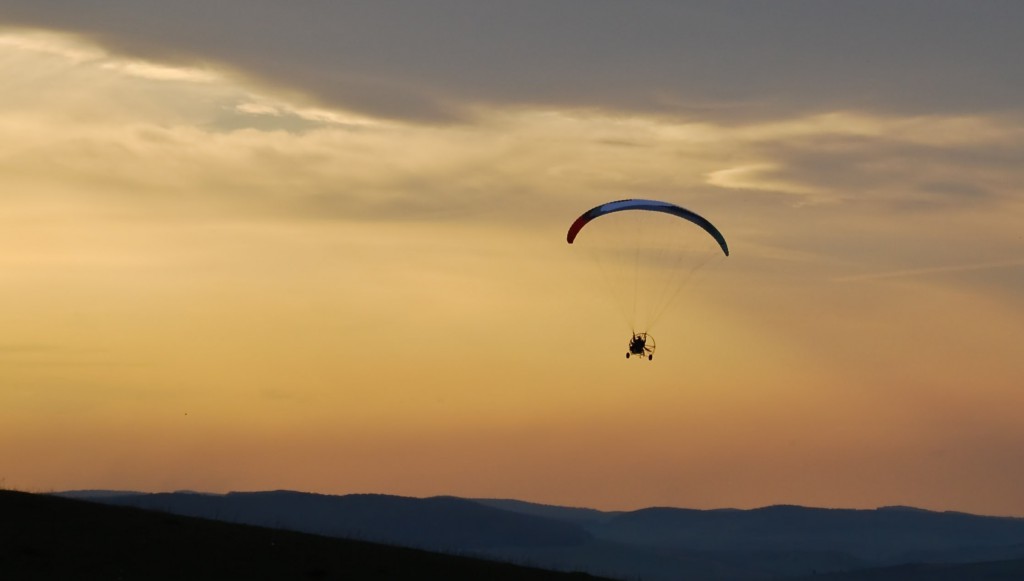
[{"x1": 2, "y1": 23, "x2": 1023, "y2": 515}]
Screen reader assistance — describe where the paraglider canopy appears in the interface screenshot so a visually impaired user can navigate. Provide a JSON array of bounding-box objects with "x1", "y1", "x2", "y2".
[{"x1": 566, "y1": 199, "x2": 729, "y2": 256}]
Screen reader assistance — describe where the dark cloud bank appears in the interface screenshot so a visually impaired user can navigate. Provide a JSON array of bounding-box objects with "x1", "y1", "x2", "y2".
[{"x1": 3, "y1": 1, "x2": 1023, "y2": 122}]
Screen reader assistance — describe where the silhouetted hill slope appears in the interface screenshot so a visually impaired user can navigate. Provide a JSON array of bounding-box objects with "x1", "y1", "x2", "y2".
[{"x1": 0, "y1": 490, "x2": 607, "y2": 581}]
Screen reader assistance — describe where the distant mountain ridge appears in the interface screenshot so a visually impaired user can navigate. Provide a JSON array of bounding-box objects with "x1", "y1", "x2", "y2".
[
  {"x1": 62, "y1": 490, "x2": 1024, "y2": 581},
  {"x1": 595, "y1": 504, "x2": 1024, "y2": 561},
  {"x1": 83, "y1": 490, "x2": 591, "y2": 551}
]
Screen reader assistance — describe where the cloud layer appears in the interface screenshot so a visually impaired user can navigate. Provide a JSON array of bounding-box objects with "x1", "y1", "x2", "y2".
[{"x1": 4, "y1": 1, "x2": 1024, "y2": 122}]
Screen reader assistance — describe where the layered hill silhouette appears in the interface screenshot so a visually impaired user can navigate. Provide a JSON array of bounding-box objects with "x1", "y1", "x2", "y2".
[
  {"x1": 54, "y1": 489, "x2": 1024, "y2": 580},
  {"x1": 1, "y1": 489, "x2": 605, "y2": 581}
]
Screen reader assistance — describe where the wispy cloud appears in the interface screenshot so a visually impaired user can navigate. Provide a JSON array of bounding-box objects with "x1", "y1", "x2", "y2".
[
  {"x1": 0, "y1": 29, "x2": 215, "y2": 82},
  {"x1": 835, "y1": 258, "x2": 1024, "y2": 282},
  {"x1": 707, "y1": 163, "x2": 824, "y2": 199}
]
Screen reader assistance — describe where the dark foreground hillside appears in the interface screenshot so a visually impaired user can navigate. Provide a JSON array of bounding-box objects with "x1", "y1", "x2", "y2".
[{"x1": 0, "y1": 490, "x2": 607, "y2": 581}]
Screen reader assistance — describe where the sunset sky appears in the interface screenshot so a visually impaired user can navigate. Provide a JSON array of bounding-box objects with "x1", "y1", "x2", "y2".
[{"x1": 2, "y1": 2, "x2": 1023, "y2": 515}]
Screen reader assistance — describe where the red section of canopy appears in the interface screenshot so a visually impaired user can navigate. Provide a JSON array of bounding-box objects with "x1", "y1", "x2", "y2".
[{"x1": 566, "y1": 214, "x2": 592, "y2": 244}]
